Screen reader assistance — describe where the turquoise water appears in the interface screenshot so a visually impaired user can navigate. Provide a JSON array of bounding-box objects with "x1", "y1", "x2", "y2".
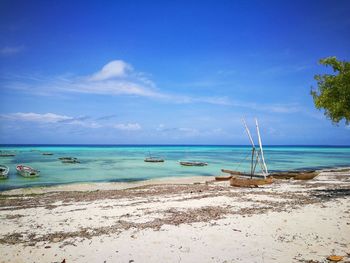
[{"x1": 0, "y1": 145, "x2": 349, "y2": 191}]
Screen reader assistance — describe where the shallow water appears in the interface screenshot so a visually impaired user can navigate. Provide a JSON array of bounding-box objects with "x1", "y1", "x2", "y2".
[{"x1": 0, "y1": 145, "x2": 349, "y2": 190}]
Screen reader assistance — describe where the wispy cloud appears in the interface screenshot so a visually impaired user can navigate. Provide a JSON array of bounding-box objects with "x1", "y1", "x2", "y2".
[
  {"x1": 0, "y1": 112, "x2": 144, "y2": 131},
  {"x1": 1, "y1": 59, "x2": 306, "y2": 113},
  {"x1": 0, "y1": 112, "x2": 101, "y2": 128},
  {"x1": 0, "y1": 46, "x2": 24, "y2": 56},
  {"x1": 114, "y1": 123, "x2": 141, "y2": 131},
  {"x1": 1, "y1": 60, "x2": 229, "y2": 106},
  {"x1": 0, "y1": 112, "x2": 73, "y2": 123}
]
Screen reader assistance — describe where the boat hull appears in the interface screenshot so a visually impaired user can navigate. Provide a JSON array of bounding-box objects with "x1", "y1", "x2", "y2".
[
  {"x1": 230, "y1": 177, "x2": 273, "y2": 187},
  {"x1": 16, "y1": 165, "x2": 40, "y2": 178},
  {"x1": 215, "y1": 175, "x2": 233, "y2": 181},
  {"x1": 180, "y1": 161, "x2": 207, "y2": 166},
  {"x1": 0, "y1": 165, "x2": 9, "y2": 179},
  {"x1": 144, "y1": 158, "x2": 164, "y2": 163},
  {"x1": 270, "y1": 171, "x2": 318, "y2": 180}
]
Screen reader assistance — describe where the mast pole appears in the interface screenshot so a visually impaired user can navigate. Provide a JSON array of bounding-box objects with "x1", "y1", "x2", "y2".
[
  {"x1": 242, "y1": 119, "x2": 255, "y2": 149},
  {"x1": 243, "y1": 119, "x2": 256, "y2": 178},
  {"x1": 255, "y1": 118, "x2": 268, "y2": 177}
]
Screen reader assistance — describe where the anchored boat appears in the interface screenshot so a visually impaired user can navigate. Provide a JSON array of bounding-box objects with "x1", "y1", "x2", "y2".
[
  {"x1": 0, "y1": 151, "x2": 15, "y2": 157},
  {"x1": 144, "y1": 151, "x2": 164, "y2": 163},
  {"x1": 144, "y1": 157, "x2": 164, "y2": 162},
  {"x1": 58, "y1": 157, "x2": 80, "y2": 163},
  {"x1": 179, "y1": 161, "x2": 208, "y2": 166},
  {"x1": 16, "y1": 165, "x2": 40, "y2": 177},
  {"x1": 0, "y1": 165, "x2": 9, "y2": 179}
]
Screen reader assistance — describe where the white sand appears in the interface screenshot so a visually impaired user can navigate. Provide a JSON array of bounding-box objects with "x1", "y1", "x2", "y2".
[{"x1": 0, "y1": 169, "x2": 349, "y2": 263}]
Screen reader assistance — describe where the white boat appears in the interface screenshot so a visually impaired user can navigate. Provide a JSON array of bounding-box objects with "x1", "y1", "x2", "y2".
[
  {"x1": 16, "y1": 165, "x2": 40, "y2": 177},
  {"x1": 0, "y1": 165, "x2": 9, "y2": 179}
]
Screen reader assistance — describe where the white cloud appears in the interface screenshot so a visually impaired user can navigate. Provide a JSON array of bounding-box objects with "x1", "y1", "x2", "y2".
[
  {"x1": 2, "y1": 60, "x2": 229, "y2": 106},
  {"x1": 0, "y1": 46, "x2": 24, "y2": 56},
  {"x1": 114, "y1": 123, "x2": 141, "y2": 131},
  {"x1": 0, "y1": 112, "x2": 73, "y2": 123},
  {"x1": 0, "y1": 112, "x2": 102, "y2": 128},
  {"x1": 90, "y1": 60, "x2": 132, "y2": 81},
  {"x1": 1, "y1": 59, "x2": 307, "y2": 112}
]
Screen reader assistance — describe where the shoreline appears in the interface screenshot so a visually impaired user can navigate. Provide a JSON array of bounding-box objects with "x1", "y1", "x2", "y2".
[{"x1": 1, "y1": 166, "x2": 349, "y2": 196}]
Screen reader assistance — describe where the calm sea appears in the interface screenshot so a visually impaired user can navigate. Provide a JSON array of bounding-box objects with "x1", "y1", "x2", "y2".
[{"x1": 0, "y1": 145, "x2": 349, "y2": 191}]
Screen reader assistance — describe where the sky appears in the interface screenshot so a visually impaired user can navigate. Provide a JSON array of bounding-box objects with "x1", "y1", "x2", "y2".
[{"x1": 0, "y1": 0, "x2": 349, "y2": 145}]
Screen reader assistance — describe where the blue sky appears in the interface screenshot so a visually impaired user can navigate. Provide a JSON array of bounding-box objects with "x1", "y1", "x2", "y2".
[{"x1": 0, "y1": 0, "x2": 349, "y2": 145}]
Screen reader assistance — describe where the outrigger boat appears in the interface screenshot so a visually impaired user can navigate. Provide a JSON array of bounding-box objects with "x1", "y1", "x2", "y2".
[
  {"x1": 144, "y1": 152, "x2": 164, "y2": 163},
  {"x1": 269, "y1": 170, "x2": 318, "y2": 180},
  {"x1": 179, "y1": 161, "x2": 208, "y2": 166},
  {"x1": 0, "y1": 165, "x2": 9, "y2": 179},
  {"x1": 16, "y1": 165, "x2": 40, "y2": 177},
  {"x1": 144, "y1": 157, "x2": 164, "y2": 162},
  {"x1": 0, "y1": 151, "x2": 15, "y2": 157},
  {"x1": 59, "y1": 157, "x2": 80, "y2": 163},
  {"x1": 221, "y1": 118, "x2": 273, "y2": 187}
]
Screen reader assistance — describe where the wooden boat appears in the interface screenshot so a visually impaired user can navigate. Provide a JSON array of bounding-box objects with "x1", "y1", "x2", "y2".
[
  {"x1": 42, "y1": 152, "x2": 54, "y2": 156},
  {"x1": 16, "y1": 165, "x2": 40, "y2": 177},
  {"x1": 215, "y1": 175, "x2": 233, "y2": 181},
  {"x1": 0, "y1": 165, "x2": 9, "y2": 179},
  {"x1": 221, "y1": 169, "x2": 244, "y2": 175},
  {"x1": 269, "y1": 170, "x2": 318, "y2": 180},
  {"x1": 0, "y1": 151, "x2": 15, "y2": 157},
  {"x1": 59, "y1": 157, "x2": 80, "y2": 163},
  {"x1": 294, "y1": 172, "x2": 318, "y2": 180},
  {"x1": 223, "y1": 119, "x2": 273, "y2": 187},
  {"x1": 230, "y1": 176, "x2": 273, "y2": 187},
  {"x1": 180, "y1": 161, "x2": 207, "y2": 166},
  {"x1": 144, "y1": 157, "x2": 164, "y2": 163}
]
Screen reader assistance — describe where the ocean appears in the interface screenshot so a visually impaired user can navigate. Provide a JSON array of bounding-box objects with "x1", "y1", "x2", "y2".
[{"x1": 0, "y1": 145, "x2": 349, "y2": 191}]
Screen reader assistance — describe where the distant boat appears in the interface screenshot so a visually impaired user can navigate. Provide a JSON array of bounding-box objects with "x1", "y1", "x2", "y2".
[
  {"x1": 179, "y1": 161, "x2": 208, "y2": 166},
  {"x1": 16, "y1": 165, "x2": 40, "y2": 177},
  {"x1": 144, "y1": 157, "x2": 164, "y2": 163},
  {"x1": 0, "y1": 165, "x2": 9, "y2": 179},
  {"x1": 42, "y1": 152, "x2": 54, "y2": 156},
  {"x1": 144, "y1": 151, "x2": 164, "y2": 163},
  {"x1": 58, "y1": 157, "x2": 80, "y2": 163},
  {"x1": 0, "y1": 151, "x2": 15, "y2": 157}
]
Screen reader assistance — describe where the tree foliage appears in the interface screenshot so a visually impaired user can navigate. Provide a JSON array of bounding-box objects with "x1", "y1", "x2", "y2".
[{"x1": 311, "y1": 56, "x2": 350, "y2": 124}]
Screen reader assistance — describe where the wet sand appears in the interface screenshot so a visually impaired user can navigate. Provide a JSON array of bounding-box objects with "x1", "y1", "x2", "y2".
[{"x1": 0, "y1": 168, "x2": 349, "y2": 262}]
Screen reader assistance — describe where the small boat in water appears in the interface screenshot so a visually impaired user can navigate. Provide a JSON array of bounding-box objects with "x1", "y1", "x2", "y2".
[
  {"x1": 16, "y1": 165, "x2": 40, "y2": 177},
  {"x1": 179, "y1": 161, "x2": 208, "y2": 166},
  {"x1": 59, "y1": 157, "x2": 80, "y2": 163},
  {"x1": 144, "y1": 157, "x2": 164, "y2": 163},
  {"x1": 0, "y1": 165, "x2": 9, "y2": 179},
  {"x1": 0, "y1": 151, "x2": 15, "y2": 157},
  {"x1": 144, "y1": 151, "x2": 164, "y2": 163},
  {"x1": 42, "y1": 152, "x2": 54, "y2": 156}
]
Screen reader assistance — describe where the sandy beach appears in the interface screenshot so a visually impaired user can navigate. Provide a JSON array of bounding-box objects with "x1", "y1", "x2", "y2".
[{"x1": 0, "y1": 168, "x2": 349, "y2": 263}]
